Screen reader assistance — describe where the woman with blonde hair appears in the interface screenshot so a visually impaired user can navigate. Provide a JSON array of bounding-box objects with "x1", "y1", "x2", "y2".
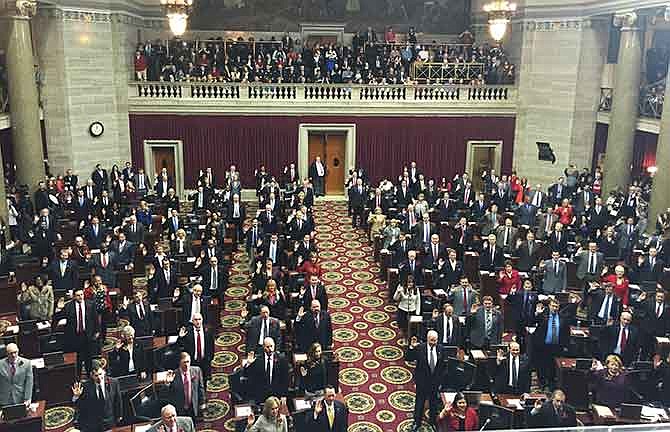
[
  {"x1": 367, "y1": 206, "x2": 386, "y2": 242},
  {"x1": 590, "y1": 354, "x2": 631, "y2": 409},
  {"x1": 171, "y1": 228, "x2": 192, "y2": 257},
  {"x1": 245, "y1": 396, "x2": 288, "y2": 432}
]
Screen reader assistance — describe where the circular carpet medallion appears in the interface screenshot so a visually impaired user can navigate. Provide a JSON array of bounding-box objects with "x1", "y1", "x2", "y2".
[
  {"x1": 374, "y1": 345, "x2": 404, "y2": 362},
  {"x1": 233, "y1": 252, "x2": 246, "y2": 261},
  {"x1": 343, "y1": 279, "x2": 356, "y2": 286},
  {"x1": 335, "y1": 247, "x2": 347, "y2": 253},
  {"x1": 225, "y1": 299, "x2": 246, "y2": 312},
  {"x1": 330, "y1": 311, "x2": 354, "y2": 325},
  {"x1": 337, "y1": 256, "x2": 350, "y2": 263},
  {"x1": 339, "y1": 367, "x2": 369, "y2": 386},
  {"x1": 314, "y1": 223, "x2": 330, "y2": 231},
  {"x1": 353, "y1": 321, "x2": 369, "y2": 330},
  {"x1": 132, "y1": 277, "x2": 147, "y2": 288},
  {"x1": 363, "y1": 359, "x2": 380, "y2": 369},
  {"x1": 225, "y1": 286, "x2": 249, "y2": 298},
  {"x1": 221, "y1": 314, "x2": 242, "y2": 328},
  {"x1": 237, "y1": 344, "x2": 247, "y2": 353},
  {"x1": 329, "y1": 297, "x2": 350, "y2": 309},
  {"x1": 381, "y1": 366, "x2": 413, "y2": 385},
  {"x1": 203, "y1": 399, "x2": 229, "y2": 422},
  {"x1": 318, "y1": 241, "x2": 337, "y2": 250},
  {"x1": 369, "y1": 327, "x2": 397, "y2": 341},
  {"x1": 397, "y1": 419, "x2": 434, "y2": 432},
  {"x1": 350, "y1": 305, "x2": 363, "y2": 313},
  {"x1": 319, "y1": 250, "x2": 338, "y2": 259},
  {"x1": 352, "y1": 271, "x2": 374, "y2": 281},
  {"x1": 390, "y1": 320, "x2": 399, "y2": 328},
  {"x1": 343, "y1": 241, "x2": 363, "y2": 250},
  {"x1": 349, "y1": 259, "x2": 370, "y2": 270},
  {"x1": 346, "y1": 292, "x2": 359, "y2": 299},
  {"x1": 212, "y1": 350, "x2": 239, "y2": 368},
  {"x1": 321, "y1": 260, "x2": 341, "y2": 271},
  {"x1": 358, "y1": 339, "x2": 374, "y2": 348},
  {"x1": 384, "y1": 304, "x2": 398, "y2": 313},
  {"x1": 102, "y1": 336, "x2": 119, "y2": 353},
  {"x1": 333, "y1": 328, "x2": 358, "y2": 343},
  {"x1": 361, "y1": 246, "x2": 373, "y2": 252},
  {"x1": 389, "y1": 390, "x2": 416, "y2": 412},
  {"x1": 359, "y1": 296, "x2": 384, "y2": 308},
  {"x1": 45, "y1": 406, "x2": 75, "y2": 430},
  {"x1": 355, "y1": 283, "x2": 378, "y2": 294},
  {"x1": 322, "y1": 271, "x2": 344, "y2": 282},
  {"x1": 346, "y1": 250, "x2": 367, "y2": 259},
  {"x1": 231, "y1": 262, "x2": 249, "y2": 273},
  {"x1": 315, "y1": 233, "x2": 334, "y2": 241},
  {"x1": 369, "y1": 382, "x2": 388, "y2": 394},
  {"x1": 364, "y1": 310, "x2": 390, "y2": 324},
  {"x1": 379, "y1": 291, "x2": 390, "y2": 299},
  {"x1": 326, "y1": 284, "x2": 346, "y2": 295},
  {"x1": 215, "y1": 332, "x2": 243, "y2": 347},
  {"x1": 334, "y1": 346, "x2": 364, "y2": 363},
  {"x1": 229, "y1": 274, "x2": 250, "y2": 285},
  {"x1": 376, "y1": 410, "x2": 397, "y2": 423},
  {"x1": 207, "y1": 373, "x2": 230, "y2": 392},
  {"x1": 370, "y1": 266, "x2": 381, "y2": 273},
  {"x1": 224, "y1": 418, "x2": 237, "y2": 431},
  {"x1": 344, "y1": 392, "x2": 376, "y2": 414},
  {"x1": 348, "y1": 422, "x2": 383, "y2": 432},
  {"x1": 340, "y1": 267, "x2": 352, "y2": 274}
]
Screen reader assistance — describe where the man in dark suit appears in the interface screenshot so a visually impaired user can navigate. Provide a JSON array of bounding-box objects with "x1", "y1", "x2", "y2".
[
  {"x1": 349, "y1": 178, "x2": 367, "y2": 228},
  {"x1": 295, "y1": 300, "x2": 333, "y2": 352},
  {"x1": 91, "y1": 164, "x2": 109, "y2": 196},
  {"x1": 527, "y1": 185, "x2": 546, "y2": 209},
  {"x1": 243, "y1": 336, "x2": 289, "y2": 403},
  {"x1": 123, "y1": 215, "x2": 146, "y2": 244},
  {"x1": 300, "y1": 274, "x2": 329, "y2": 312},
  {"x1": 258, "y1": 204, "x2": 279, "y2": 234},
  {"x1": 479, "y1": 234, "x2": 504, "y2": 271},
  {"x1": 413, "y1": 213, "x2": 437, "y2": 248},
  {"x1": 399, "y1": 250, "x2": 423, "y2": 285},
  {"x1": 448, "y1": 277, "x2": 479, "y2": 317},
  {"x1": 588, "y1": 283, "x2": 622, "y2": 326},
  {"x1": 110, "y1": 232, "x2": 134, "y2": 267},
  {"x1": 506, "y1": 279, "x2": 539, "y2": 334},
  {"x1": 84, "y1": 216, "x2": 107, "y2": 249},
  {"x1": 548, "y1": 178, "x2": 567, "y2": 206},
  {"x1": 49, "y1": 248, "x2": 79, "y2": 292},
  {"x1": 574, "y1": 186, "x2": 594, "y2": 215},
  {"x1": 395, "y1": 180, "x2": 412, "y2": 209},
  {"x1": 617, "y1": 217, "x2": 639, "y2": 261},
  {"x1": 56, "y1": 287, "x2": 99, "y2": 374},
  {"x1": 289, "y1": 211, "x2": 311, "y2": 242},
  {"x1": 259, "y1": 233, "x2": 285, "y2": 267},
  {"x1": 587, "y1": 197, "x2": 609, "y2": 235},
  {"x1": 199, "y1": 256, "x2": 226, "y2": 300},
  {"x1": 431, "y1": 303, "x2": 463, "y2": 347},
  {"x1": 541, "y1": 251, "x2": 568, "y2": 294},
  {"x1": 494, "y1": 342, "x2": 531, "y2": 395},
  {"x1": 637, "y1": 289, "x2": 670, "y2": 357},
  {"x1": 600, "y1": 311, "x2": 640, "y2": 366},
  {"x1": 73, "y1": 189, "x2": 93, "y2": 222},
  {"x1": 309, "y1": 156, "x2": 327, "y2": 197},
  {"x1": 226, "y1": 193, "x2": 246, "y2": 243},
  {"x1": 177, "y1": 313, "x2": 214, "y2": 379},
  {"x1": 307, "y1": 385, "x2": 348, "y2": 431},
  {"x1": 120, "y1": 290, "x2": 153, "y2": 337},
  {"x1": 173, "y1": 284, "x2": 210, "y2": 327},
  {"x1": 148, "y1": 259, "x2": 177, "y2": 303},
  {"x1": 71, "y1": 360, "x2": 123, "y2": 432},
  {"x1": 548, "y1": 223, "x2": 568, "y2": 256},
  {"x1": 296, "y1": 234, "x2": 318, "y2": 261},
  {"x1": 189, "y1": 186, "x2": 212, "y2": 211},
  {"x1": 516, "y1": 198, "x2": 538, "y2": 228},
  {"x1": 515, "y1": 231, "x2": 542, "y2": 272},
  {"x1": 440, "y1": 249, "x2": 463, "y2": 288},
  {"x1": 533, "y1": 298, "x2": 571, "y2": 388},
  {"x1": 109, "y1": 325, "x2": 148, "y2": 378},
  {"x1": 245, "y1": 305, "x2": 282, "y2": 354},
  {"x1": 64, "y1": 168, "x2": 79, "y2": 191},
  {"x1": 535, "y1": 207, "x2": 558, "y2": 241},
  {"x1": 0, "y1": 247, "x2": 15, "y2": 278},
  {"x1": 369, "y1": 188, "x2": 390, "y2": 214},
  {"x1": 165, "y1": 352, "x2": 206, "y2": 421},
  {"x1": 575, "y1": 242, "x2": 605, "y2": 295},
  {"x1": 406, "y1": 330, "x2": 444, "y2": 429},
  {"x1": 530, "y1": 389, "x2": 578, "y2": 428},
  {"x1": 632, "y1": 247, "x2": 665, "y2": 283},
  {"x1": 391, "y1": 232, "x2": 413, "y2": 267},
  {"x1": 467, "y1": 296, "x2": 503, "y2": 348},
  {"x1": 423, "y1": 234, "x2": 446, "y2": 270},
  {"x1": 90, "y1": 242, "x2": 118, "y2": 288}
]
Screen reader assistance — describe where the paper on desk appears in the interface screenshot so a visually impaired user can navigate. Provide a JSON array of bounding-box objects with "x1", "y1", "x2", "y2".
[
  {"x1": 167, "y1": 335, "x2": 178, "y2": 344},
  {"x1": 506, "y1": 399, "x2": 523, "y2": 410},
  {"x1": 656, "y1": 337, "x2": 670, "y2": 344},
  {"x1": 458, "y1": 316, "x2": 466, "y2": 324},
  {"x1": 134, "y1": 424, "x2": 152, "y2": 432},
  {"x1": 150, "y1": 304, "x2": 157, "y2": 311},
  {"x1": 479, "y1": 271, "x2": 490, "y2": 276},
  {"x1": 592, "y1": 404, "x2": 615, "y2": 418},
  {"x1": 538, "y1": 295, "x2": 549, "y2": 302},
  {"x1": 235, "y1": 405, "x2": 253, "y2": 418},
  {"x1": 6, "y1": 325, "x2": 18, "y2": 334},
  {"x1": 433, "y1": 289, "x2": 447, "y2": 297},
  {"x1": 294, "y1": 353, "x2": 307, "y2": 363},
  {"x1": 29, "y1": 403, "x2": 39, "y2": 413},
  {"x1": 410, "y1": 315, "x2": 423, "y2": 323},
  {"x1": 58, "y1": 318, "x2": 67, "y2": 326},
  {"x1": 294, "y1": 399, "x2": 312, "y2": 411},
  {"x1": 155, "y1": 371, "x2": 169, "y2": 382},
  {"x1": 527, "y1": 327, "x2": 537, "y2": 334},
  {"x1": 470, "y1": 350, "x2": 486, "y2": 360},
  {"x1": 37, "y1": 321, "x2": 51, "y2": 330},
  {"x1": 90, "y1": 249, "x2": 100, "y2": 254},
  {"x1": 30, "y1": 358, "x2": 45, "y2": 369},
  {"x1": 641, "y1": 406, "x2": 669, "y2": 421},
  {"x1": 186, "y1": 257, "x2": 196, "y2": 263}
]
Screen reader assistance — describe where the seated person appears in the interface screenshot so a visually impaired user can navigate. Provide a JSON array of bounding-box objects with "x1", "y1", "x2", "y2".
[
  {"x1": 590, "y1": 354, "x2": 631, "y2": 409},
  {"x1": 109, "y1": 325, "x2": 148, "y2": 378},
  {"x1": 16, "y1": 276, "x2": 54, "y2": 321},
  {"x1": 436, "y1": 392, "x2": 479, "y2": 432},
  {"x1": 530, "y1": 389, "x2": 577, "y2": 428},
  {"x1": 148, "y1": 404, "x2": 195, "y2": 432},
  {"x1": 245, "y1": 396, "x2": 288, "y2": 432},
  {"x1": 299, "y1": 342, "x2": 330, "y2": 396}
]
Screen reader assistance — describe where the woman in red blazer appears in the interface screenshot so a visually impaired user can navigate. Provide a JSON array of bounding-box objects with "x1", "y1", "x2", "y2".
[
  {"x1": 601, "y1": 264, "x2": 630, "y2": 306},
  {"x1": 437, "y1": 392, "x2": 480, "y2": 431},
  {"x1": 497, "y1": 261, "x2": 521, "y2": 295}
]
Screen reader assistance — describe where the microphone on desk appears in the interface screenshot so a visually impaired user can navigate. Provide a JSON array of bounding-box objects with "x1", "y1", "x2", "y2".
[{"x1": 479, "y1": 418, "x2": 491, "y2": 431}]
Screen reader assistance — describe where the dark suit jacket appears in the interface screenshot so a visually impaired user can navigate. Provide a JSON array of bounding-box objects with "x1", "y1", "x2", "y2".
[
  {"x1": 49, "y1": 259, "x2": 79, "y2": 291},
  {"x1": 479, "y1": 245, "x2": 504, "y2": 271},
  {"x1": 399, "y1": 259, "x2": 423, "y2": 285},
  {"x1": 494, "y1": 355, "x2": 531, "y2": 394},
  {"x1": 123, "y1": 222, "x2": 146, "y2": 244},
  {"x1": 109, "y1": 344, "x2": 148, "y2": 377},
  {"x1": 348, "y1": 186, "x2": 367, "y2": 210},
  {"x1": 506, "y1": 290, "x2": 538, "y2": 328},
  {"x1": 600, "y1": 324, "x2": 641, "y2": 365},
  {"x1": 516, "y1": 203, "x2": 538, "y2": 227},
  {"x1": 148, "y1": 268, "x2": 177, "y2": 300},
  {"x1": 468, "y1": 308, "x2": 503, "y2": 347},
  {"x1": 588, "y1": 291, "x2": 622, "y2": 324},
  {"x1": 244, "y1": 352, "x2": 289, "y2": 403},
  {"x1": 110, "y1": 240, "x2": 134, "y2": 266},
  {"x1": 178, "y1": 327, "x2": 215, "y2": 367},
  {"x1": 638, "y1": 299, "x2": 670, "y2": 337},
  {"x1": 168, "y1": 366, "x2": 206, "y2": 416},
  {"x1": 199, "y1": 264, "x2": 226, "y2": 296},
  {"x1": 532, "y1": 311, "x2": 571, "y2": 350},
  {"x1": 226, "y1": 202, "x2": 247, "y2": 222},
  {"x1": 433, "y1": 315, "x2": 464, "y2": 347},
  {"x1": 76, "y1": 377, "x2": 122, "y2": 430},
  {"x1": 531, "y1": 401, "x2": 577, "y2": 428},
  {"x1": 245, "y1": 315, "x2": 282, "y2": 352},
  {"x1": 301, "y1": 283, "x2": 329, "y2": 311},
  {"x1": 405, "y1": 343, "x2": 445, "y2": 392},
  {"x1": 175, "y1": 294, "x2": 210, "y2": 326},
  {"x1": 515, "y1": 241, "x2": 542, "y2": 272},
  {"x1": 59, "y1": 300, "x2": 98, "y2": 350},
  {"x1": 296, "y1": 311, "x2": 333, "y2": 351},
  {"x1": 307, "y1": 399, "x2": 348, "y2": 432}
]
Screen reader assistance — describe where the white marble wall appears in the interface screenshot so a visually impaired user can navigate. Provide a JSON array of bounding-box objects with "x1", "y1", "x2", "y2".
[{"x1": 512, "y1": 18, "x2": 608, "y2": 187}]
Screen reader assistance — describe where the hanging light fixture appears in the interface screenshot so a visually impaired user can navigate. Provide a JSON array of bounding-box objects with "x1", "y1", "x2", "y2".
[
  {"x1": 160, "y1": 0, "x2": 194, "y2": 37},
  {"x1": 483, "y1": 0, "x2": 517, "y2": 42}
]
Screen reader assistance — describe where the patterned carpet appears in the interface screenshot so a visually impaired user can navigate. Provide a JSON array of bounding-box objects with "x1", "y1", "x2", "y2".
[{"x1": 44, "y1": 201, "x2": 424, "y2": 432}]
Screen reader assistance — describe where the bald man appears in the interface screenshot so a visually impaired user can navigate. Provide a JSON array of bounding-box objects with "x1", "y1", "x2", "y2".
[
  {"x1": 0, "y1": 343, "x2": 33, "y2": 406},
  {"x1": 406, "y1": 330, "x2": 444, "y2": 429},
  {"x1": 148, "y1": 404, "x2": 195, "y2": 432}
]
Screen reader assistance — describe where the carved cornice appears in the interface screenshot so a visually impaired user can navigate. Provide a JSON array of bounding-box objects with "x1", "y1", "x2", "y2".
[
  {"x1": 514, "y1": 17, "x2": 601, "y2": 32},
  {"x1": 36, "y1": 4, "x2": 166, "y2": 28}
]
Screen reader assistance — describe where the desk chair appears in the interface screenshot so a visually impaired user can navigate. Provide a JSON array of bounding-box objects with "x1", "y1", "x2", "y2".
[{"x1": 130, "y1": 384, "x2": 163, "y2": 422}]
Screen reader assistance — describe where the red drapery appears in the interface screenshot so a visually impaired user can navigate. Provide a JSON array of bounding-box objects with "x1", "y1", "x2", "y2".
[
  {"x1": 129, "y1": 115, "x2": 516, "y2": 187},
  {"x1": 593, "y1": 122, "x2": 658, "y2": 175}
]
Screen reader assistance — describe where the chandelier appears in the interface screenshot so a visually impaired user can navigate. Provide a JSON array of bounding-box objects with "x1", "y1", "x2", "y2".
[
  {"x1": 160, "y1": 0, "x2": 194, "y2": 37},
  {"x1": 483, "y1": 0, "x2": 517, "y2": 42}
]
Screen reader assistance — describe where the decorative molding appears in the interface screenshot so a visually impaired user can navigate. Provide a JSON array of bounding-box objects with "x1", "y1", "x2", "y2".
[
  {"x1": 514, "y1": 17, "x2": 597, "y2": 32},
  {"x1": 37, "y1": 3, "x2": 166, "y2": 28},
  {"x1": 613, "y1": 11, "x2": 638, "y2": 30},
  {"x1": 16, "y1": 0, "x2": 37, "y2": 17}
]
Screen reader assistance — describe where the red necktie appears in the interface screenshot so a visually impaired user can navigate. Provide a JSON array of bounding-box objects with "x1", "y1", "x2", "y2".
[
  {"x1": 102, "y1": 254, "x2": 107, "y2": 268},
  {"x1": 77, "y1": 302, "x2": 84, "y2": 333},
  {"x1": 196, "y1": 329, "x2": 203, "y2": 360},
  {"x1": 463, "y1": 287, "x2": 468, "y2": 312},
  {"x1": 183, "y1": 371, "x2": 191, "y2": 408},
  {"x1": 619, "y1": 328, "x2": 627, "y2": 352}
]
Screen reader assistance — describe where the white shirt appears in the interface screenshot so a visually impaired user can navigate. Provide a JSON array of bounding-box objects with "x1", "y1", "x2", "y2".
[
  {"x1": 190, "y1": 296, "x2": 201, "y2": 322},
  {"x1": 77, "y1": 301, "x2": 86, "y2": 331},
  {"x1": 316, "y1": 161, "x2": 324, "y2": 176},
  {"x1": 442, "y1": 315, "x2": 453, "y2": 343},
  {"x1": 127, "y1": 345, "x2": 135, "y2": 372},
  {"x1": 426, "y1": 345, "x2": 437, "y2": 367},
  {"x1": 508, "y1": 355, "x2": 519, "y2": 386},
  {"x1": 265, "y1": 353, "x2": 274, "y2": 382}
]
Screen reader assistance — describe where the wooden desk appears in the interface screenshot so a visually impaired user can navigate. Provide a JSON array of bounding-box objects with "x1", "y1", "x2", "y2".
[
  {"x1": 555, "y1": 357, "x2": 590, "y2": 410},
  {"x1": 0, "y1": 279, "x2": 18, "y2": 315},
  {"x1": 0, "y1": 400, "x2": 45, "y2": 432},
  {"x1": 36, "y1": 352, "x2": 77, "y2": 406}
]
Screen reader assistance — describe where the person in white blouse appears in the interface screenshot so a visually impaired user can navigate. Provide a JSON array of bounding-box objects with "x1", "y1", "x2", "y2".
[{"x1": 394, "y1": 275, "x2": 422, "y2": 342}]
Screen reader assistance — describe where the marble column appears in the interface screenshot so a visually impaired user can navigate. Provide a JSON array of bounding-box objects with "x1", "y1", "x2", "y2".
[
  {"x1": 3, "y1": 0, "x2": 45, "y2": 190},
  {"x1": 648, "y1": 63, "x2": 670, "y2": 230},
  {"x1": 602, "y1": 12, "x2": 642, "y2": 196}
]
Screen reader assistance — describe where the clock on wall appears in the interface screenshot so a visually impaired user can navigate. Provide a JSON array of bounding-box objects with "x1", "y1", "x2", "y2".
[{"x1": 89, "y1": 121, "x2": 104, "y2": 137}]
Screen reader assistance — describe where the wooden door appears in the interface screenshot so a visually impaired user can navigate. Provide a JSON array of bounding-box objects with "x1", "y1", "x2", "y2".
[
  {"x1": 469, "y1": 146, "x2": 494, "y2": 193},
  {"x1": 324, "y1": 134, "x2": 346, "y2": 194},
  {"x1": 152, "y1": 147, "x2": 176, "y2": 180},
  {"x1": 308, "y1": 133, "x2": 326, "y2": 171}
]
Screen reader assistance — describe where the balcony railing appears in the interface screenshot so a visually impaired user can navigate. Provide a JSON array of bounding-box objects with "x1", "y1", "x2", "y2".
[
  {"x1": 598, "y1": 87, "x2": 612, "y2": 112},
  {"x1": 129, "y1": 81, "x2": 517, "y2": 113},
  {"x1": 639, "y1": 81, "x2": 665, "y2": 119}
]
